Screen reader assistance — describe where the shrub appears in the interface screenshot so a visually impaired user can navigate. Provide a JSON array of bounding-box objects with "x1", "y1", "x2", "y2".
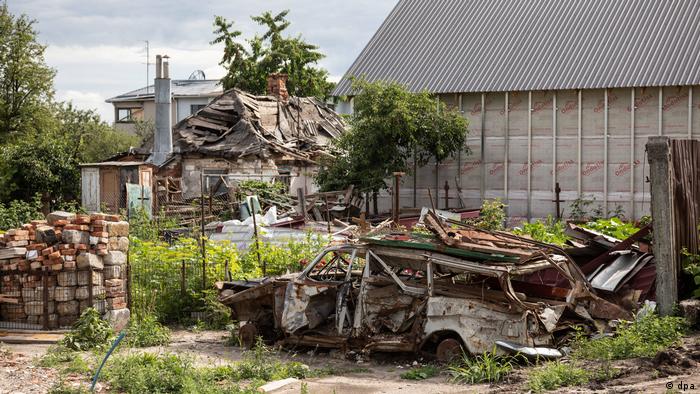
[
  {"x1": 0, "y1": 194, "x2": 43, "y2": 230},
  {"x1": 527, "y1": 362, "x2": 590, "y2": 392},
  {"x1": 61, "y1": 308, "x2": 114, "y2": 351},
  {"x1": 580, "y1": 217, "x2": 640, "y2": 240},
  {"x1": 513, "y1": 215, "x2": 569, "y2": 246},
  {"x1": 37, "y1": 344, "x2": 91, "y2": 375},
  {"x1": 126, "y1": 314, "x2": 171, "y2": 347},
  {"x1": 572, "y1": 313, "x2": 688, "y2": 360},
  {"x1": 400, "y1": 365, "x2": 440, "y2": 380},
  {"x1": 448, "y1": 350, "x2": 513, "y2": 384},
  {"x1": 475, "y1": 199, "x2": 506, "y2": 231}
]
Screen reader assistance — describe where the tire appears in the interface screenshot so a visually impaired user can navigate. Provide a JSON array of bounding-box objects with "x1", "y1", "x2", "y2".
[
  {"x1": 239, "y1": 323, "x2": 258, "y2": 349},
  {"x1": 435, "y1": 337, "x2": 463, "y2": 362}
]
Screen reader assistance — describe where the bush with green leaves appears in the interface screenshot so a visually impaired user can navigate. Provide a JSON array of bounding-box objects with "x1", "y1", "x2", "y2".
[
  {"x1": 475, "y1": 199, "x2": 506, "y2": 231},
  {"x1": 513, "y1": 215, "x2": 569, "y2": 246},
  {"x1": 571, "y1": 313, "x2": 688, "y2": 360},
  {"x1": 61, "y1": 308, "x2": 114, "y2": 351},
  {"x1": 448, "y1": 349, "x2": 514, "y2": 384},
  {"x1": 400, "y1": 365, "x2": 440, "y2": 380},
  {"x1": 527, "y1": 362, "x2": 590, "y2": 392},
  {"x1": 126, "y1": 314, "x2": 172, "y2": 347},
  {"x1": 0, "y1": 194, "x2": 43, "y2": 230},
  {"x1": 581, "y1": 217, "x2": 640, "y2": 240}
]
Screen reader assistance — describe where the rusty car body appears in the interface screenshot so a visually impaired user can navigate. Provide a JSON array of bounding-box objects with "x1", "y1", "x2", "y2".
[{"x1": 219, "y1": 223, "x2": 625, "y2": 360}]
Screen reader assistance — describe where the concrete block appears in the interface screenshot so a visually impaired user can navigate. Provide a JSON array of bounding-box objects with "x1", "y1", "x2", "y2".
[
  {"x1": 103, "y1": 251, "x2": 126, "y2": 266},
  {"x1": 103, "y1": 308, "x2": 130, "y2": 331},
  {"x1": 105, "y1": 221, "x2": 129, "y2": 237},
  {"x1": 76, "y1": 253, "x2": 103, "y2": 270},
  {"x1": 62, "y1": 230, "x2": 89, "y2": 245},
  {"x1": 57, "y1": 271, "x2": 77, "y2": 287},
  {"x1": 47, "y1": 211, "x2": 76, "y2": 225}
]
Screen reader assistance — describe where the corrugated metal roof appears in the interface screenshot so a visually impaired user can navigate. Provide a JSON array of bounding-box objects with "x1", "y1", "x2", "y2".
[
  {"x1": 106, "y1": 80, "x2": 223, "y2": 102},
  {"x1": 333, "y1": 0, "x2": 700, "y2": 96}
]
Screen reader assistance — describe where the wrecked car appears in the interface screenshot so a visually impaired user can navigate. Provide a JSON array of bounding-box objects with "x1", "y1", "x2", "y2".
[{"x1": 219, "y1": 217, "x2": 627, "y2": 361}]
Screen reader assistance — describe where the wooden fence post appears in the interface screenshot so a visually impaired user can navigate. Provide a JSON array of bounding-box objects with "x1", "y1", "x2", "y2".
[{"x1": 647, "y1": 136, "x2": 678, "y2": 316}]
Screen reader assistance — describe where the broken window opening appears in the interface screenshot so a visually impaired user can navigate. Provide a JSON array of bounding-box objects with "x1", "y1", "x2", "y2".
[{"x1": 116, "y1": 107, "x2": 144, "y2": 123}]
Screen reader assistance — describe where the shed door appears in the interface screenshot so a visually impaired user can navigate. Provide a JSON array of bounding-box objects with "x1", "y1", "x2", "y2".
[
  {"x1": 100, "y1": 168, "x2": 120, "y2": 213},
  {"x1": 81, "y1": 168, "x2": 100, "y2": 212}
]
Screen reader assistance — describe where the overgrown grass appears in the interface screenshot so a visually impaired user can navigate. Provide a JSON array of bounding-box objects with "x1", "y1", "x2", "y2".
[
  {"x1": 103, "y1": 340, "x2": 331, "y2": 394},
  {"x1": 448, "y1": 350, "x2": 514, "y2": 384},
  {"x1": 126, "y1": 314, "x2": 171, "y2": 347},
  {"x1": 47, "y1": 380, "x2": 90, "y2": 394},
  {"x1": 36, "y1": 345, "x2": 92, "y2": 376},
  {"x1": 571, "y1": 313, "x2": 688, "y2": 360},
  {"x1": 400, "y1": 365, "x2": 440, "y2": 380},
  {"x1": 526, "y1": 362, "x2": 590, "y2": 393}
]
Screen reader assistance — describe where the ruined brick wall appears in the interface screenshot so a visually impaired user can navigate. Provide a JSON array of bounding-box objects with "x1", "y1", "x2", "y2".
[{"x1": 0, "y1": 212, "x2": 129, "y2": 329}]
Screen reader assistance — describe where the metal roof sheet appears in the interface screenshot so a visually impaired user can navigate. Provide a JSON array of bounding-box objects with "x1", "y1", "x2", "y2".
[
  {"x1": 106, "y1": 80, "x2": 223, "y2": 102},
  {"x1": 333, "y1": 0, "x2": 700, "y2": 96}
]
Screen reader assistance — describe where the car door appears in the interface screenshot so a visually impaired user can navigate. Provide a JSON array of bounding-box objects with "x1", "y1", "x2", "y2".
[{"x1": 280, "y1": 246, "x2": 361, "y2": 335}]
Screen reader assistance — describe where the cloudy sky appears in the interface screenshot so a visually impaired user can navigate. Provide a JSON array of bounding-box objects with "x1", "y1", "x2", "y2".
[{"x1": 6, "y1": 0, "x2": 397, "y2": 122}]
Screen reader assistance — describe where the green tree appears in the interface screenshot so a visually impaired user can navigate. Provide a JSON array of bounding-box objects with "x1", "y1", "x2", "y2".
[
  {"x1": 0, "y1": 104, "x2": 138, "y2": 203},
  {"x1": 212, "y1": 10, "x2": 334, "y2": 99},
  {"x1": 0, "y1": 3, "x2": 55, "y2": 140},
  {"x1": 315, "y1": 79, "x2": 469, "y2": 194}
]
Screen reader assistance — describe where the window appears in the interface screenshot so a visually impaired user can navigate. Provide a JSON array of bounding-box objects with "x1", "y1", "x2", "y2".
[
  {"x1": 190, "y1": 104, "x2": 206, "y2": 115},
  {"x1": 116, "y1": 107, "x2": 143, "y2": 123}
]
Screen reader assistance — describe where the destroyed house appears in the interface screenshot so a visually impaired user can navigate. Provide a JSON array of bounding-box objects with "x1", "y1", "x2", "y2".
[
  {"x1": 334, "y1": 0, "x2": 700, "y2": 221},
  {"x1": 170, "y1": 74, "x2": 346, "y2": 199},
  {"x1": 82, "y1": 57, "x2": 346, "y2": 214}
]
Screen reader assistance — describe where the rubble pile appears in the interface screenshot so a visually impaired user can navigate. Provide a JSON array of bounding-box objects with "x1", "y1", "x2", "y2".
[{"x1": 0, "y1": 212, "x2": 129, "y2": 329}]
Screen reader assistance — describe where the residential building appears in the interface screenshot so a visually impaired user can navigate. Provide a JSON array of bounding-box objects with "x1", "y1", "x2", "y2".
[
  {"x1": 333, "y1": 0, "x2": 700, "y2": 221},
  {"x1": 82, "y1": 58, "x2": 346, "y2": 214},
  {"x1": 106, "y1": 76, "x2": 223, "y2": 134}
]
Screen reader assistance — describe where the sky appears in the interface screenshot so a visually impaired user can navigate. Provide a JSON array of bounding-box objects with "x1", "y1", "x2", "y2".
[{"x1": 6, "y1": 0, "x2": 398, "y2": 123}]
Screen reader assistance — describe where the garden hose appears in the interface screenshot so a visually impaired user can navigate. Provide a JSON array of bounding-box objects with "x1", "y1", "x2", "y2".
[{"x1": 90, "y1": 331, "x2": 127, "y2": 392}]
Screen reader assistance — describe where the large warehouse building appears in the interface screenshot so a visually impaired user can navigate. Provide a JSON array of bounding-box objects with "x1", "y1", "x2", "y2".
[{"x1": 333, "y1": 0, "x2": 700, "y2": 221}]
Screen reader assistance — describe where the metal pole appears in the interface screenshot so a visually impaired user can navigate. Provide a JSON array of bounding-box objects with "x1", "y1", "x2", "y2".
[
  {"x1": 604, "y1": 88, "x2": 609, "y2": 215},
  {"x1": 630, "y1": 88, "x2": 636, "y2": 220},
  {"x1": 251, "y1": 202, "x2": 264, "y2": 276},
  {"x1": 527, "y1": 91, "x2": 532, "y2": 220},
  {"x1": 552, "y1": 92, "x2": 558, "y2": 205},
  {"x1": 200, "y1": 172, "x2": 207, "y2": 289},
  {"x1": 42, "y1": 268, "x2": 48, "y2": 330},
  {"x1": 504, "y1": 92, "x2": 510, "y2": 212},
  {"x1": 480, "y1": 93, "x2": 486, "y2": 202},
  {"x1": 413, "y1": 153, "x2": 417, "y2": 208},
  {"x1": 443, "y1": 180, "x2": 449, "y2": 209},
  {"x1": 392, "y1": 172, "x2": 404, "y2": 225},
  {"x1": 658, "y1": 87, "x2": 663, "y2": 136},
  {"x1": 577, "y1": 90, "x2": 582, "y2": 198},
  {"x1": 325, "y1": 196, "x2": 331, "y2": 233}
]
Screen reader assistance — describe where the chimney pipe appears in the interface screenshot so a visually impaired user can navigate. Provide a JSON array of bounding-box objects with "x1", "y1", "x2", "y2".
[
  {"x1": 266, "y1": 73, "x2": 289, "y2": 101},
  {"x1": 150, "y1": 53, "x2": 172, "y2": 165},
  {"x1": 155, "y1": 55, "x2": 162, "y2": 79}
]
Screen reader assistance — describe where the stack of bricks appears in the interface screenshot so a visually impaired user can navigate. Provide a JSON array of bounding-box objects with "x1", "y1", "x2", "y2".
[{"x1": 0, "y1": 211, "x2": 129, "y2": 329}]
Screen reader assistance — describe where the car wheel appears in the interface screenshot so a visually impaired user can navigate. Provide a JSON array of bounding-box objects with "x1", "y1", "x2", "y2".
[
  {"x1": 239, "y1": 323, "x2": 258, "y2": 349},
  {"x1": 436, "y1": 338, "x2": 463, "y2": 362}
]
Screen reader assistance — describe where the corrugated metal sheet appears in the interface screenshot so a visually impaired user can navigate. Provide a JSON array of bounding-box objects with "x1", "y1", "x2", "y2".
[{"x1": 333, "y1": 0, "x2": 700, "y2": 96}]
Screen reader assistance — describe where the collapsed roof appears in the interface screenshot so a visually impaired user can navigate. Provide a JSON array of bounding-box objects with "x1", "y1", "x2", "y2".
[{"x1": 172, "y1": 89, "x2": 346, "y2": 163}]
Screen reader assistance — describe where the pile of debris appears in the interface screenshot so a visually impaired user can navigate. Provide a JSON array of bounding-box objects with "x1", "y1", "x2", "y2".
[{"x1": 0, "y1": 212, "x2": 129, "y2": 329}]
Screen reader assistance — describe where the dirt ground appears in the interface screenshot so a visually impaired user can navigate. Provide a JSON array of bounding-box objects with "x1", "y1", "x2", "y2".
[{"x1": 3, "y1": 330, "x2": 700, "y2": 393}]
